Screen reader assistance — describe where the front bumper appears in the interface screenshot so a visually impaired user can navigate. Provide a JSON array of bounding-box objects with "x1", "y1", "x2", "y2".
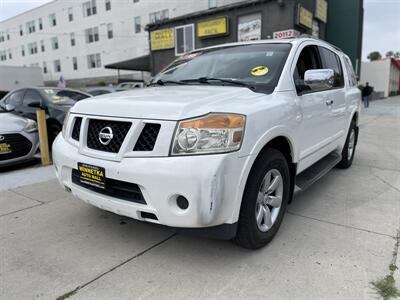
[
  {"x1": 0, "y1": 131, "x2": 39, "y2": 167},
  {"x1": 53, "y1": 135, "x2": 248, "y2": 229}
]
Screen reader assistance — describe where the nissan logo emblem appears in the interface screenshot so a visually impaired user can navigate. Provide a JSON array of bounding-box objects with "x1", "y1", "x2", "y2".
[
  {"x1": 98, "y1": 127, "x2": 113, "y2": 145},
  {"x1": 0, "y1": 135, "x2": 4, "y2": 142}
]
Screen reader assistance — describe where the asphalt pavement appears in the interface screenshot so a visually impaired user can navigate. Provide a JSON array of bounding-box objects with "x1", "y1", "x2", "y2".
[{"x1": 1, "y1": 97, "x2": 399, "y2": 300}]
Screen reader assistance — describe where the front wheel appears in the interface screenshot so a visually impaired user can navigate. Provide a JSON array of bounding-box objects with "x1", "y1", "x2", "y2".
[{"x1": 235, "y1": 148, "x2": 291, "y2": 249}]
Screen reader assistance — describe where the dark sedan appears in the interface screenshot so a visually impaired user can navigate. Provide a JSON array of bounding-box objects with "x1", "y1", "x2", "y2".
[{"x1": 0, "y1": 87, "x2": 91, "y2": 145}]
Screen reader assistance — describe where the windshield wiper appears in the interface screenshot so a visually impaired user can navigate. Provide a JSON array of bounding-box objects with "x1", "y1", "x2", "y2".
[
  {"x1": 181, "y1": 77, "x2": 254, "y2": 89},
  {"x1": 149, "y1": 79, "x2": 187, "y2": 86}
]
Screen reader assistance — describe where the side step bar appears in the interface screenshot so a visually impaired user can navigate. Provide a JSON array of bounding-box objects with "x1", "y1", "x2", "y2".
[{"x1": 294, "y1": 152, "x2": 341, "y2": 194}]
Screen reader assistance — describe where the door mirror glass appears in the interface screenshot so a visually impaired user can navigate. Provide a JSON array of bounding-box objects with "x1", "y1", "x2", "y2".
[
  {"x1": 304, "y1": 69, "x2": 334, "y2": 91},
  {"x1": 5, "y1": 103, "x2": 15, "y2": 111},
  {"x1": 27, "y1": 101, "x2": 42, "y2": 108}
]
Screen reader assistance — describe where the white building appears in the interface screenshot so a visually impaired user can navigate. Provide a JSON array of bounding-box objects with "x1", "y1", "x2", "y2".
[
  {"x1": 360, "y1": 58, "x2": 400, "y2": 98},
  {"x1": 0, "y1": 0, "x2": 242, "y2": 86}
]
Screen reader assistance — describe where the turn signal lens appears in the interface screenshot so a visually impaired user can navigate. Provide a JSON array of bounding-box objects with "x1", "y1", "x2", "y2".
[{"x1": 171, "y1": 113, "x2": 246, "y2": 155}]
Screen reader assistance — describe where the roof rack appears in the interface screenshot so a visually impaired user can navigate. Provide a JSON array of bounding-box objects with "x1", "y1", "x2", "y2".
[{"x1": 298, "y1": 34, "x2": 343, "y2": 52}]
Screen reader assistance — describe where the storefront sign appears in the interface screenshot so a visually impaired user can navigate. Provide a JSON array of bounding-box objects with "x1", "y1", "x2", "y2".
[
  {"x1": 297, "y1": 5, "x2": 313, "y2": 29},
  {"x1": 238, "y1": 13, "x2": 262, "y2": 42},
  {"x1": 197, "y1": 17, "x2": 228, "y2": 38},
  {"x1": 315, "y1": 0, "x2": 328, "y2": 23},
  {"x1": 273, "y1": 29, "x2": 300, "y2": 39},
  {"x1": 150, "y1": 28, "x2": 175, "y2": 51}
]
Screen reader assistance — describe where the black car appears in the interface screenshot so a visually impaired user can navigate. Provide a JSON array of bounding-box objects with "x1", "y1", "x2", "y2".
[{"x1": 0, "y1": 87, "x2": 91, "y2": 145}]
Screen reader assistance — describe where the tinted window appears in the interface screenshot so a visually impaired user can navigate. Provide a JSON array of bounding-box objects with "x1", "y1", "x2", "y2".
[
  {"x1": 5, "y1": 90, "x2": 25, "y2": 106},
  {"x1": 23, "y1": 90, "x2": 42, "y2": 106},
  {"x1": 293, "y1": 45, "x2": 322, "y2": 93},
  {"x1": 90, "y1": 90, "x2": 111, "y2": 96},
  {"x1": 344, "y1": 56, "x2": 357, "y2": 87},
  {"x1": 56, "y1": 90, "x2": 89, "y2": 101},
  {"x1": 319, "y1": 47, "x2": 344, "y2": 87}
]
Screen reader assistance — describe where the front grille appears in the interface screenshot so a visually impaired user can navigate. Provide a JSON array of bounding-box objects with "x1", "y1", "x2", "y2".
[
  {"x1": 133, "y1": 123, "x2": 161, "y2": 151},
  {"x1": 87, "y1": 119, "x2": 131, "y2": 153},
  {"x1": 71, "y1": 169, "x2": 146, "y2": 204},
  {"x1": 0, "y1": 133, "x2": 32, "y2": 161},
  {"x1": 71, "y1": 117, "x2": 82, "y2": 141}
]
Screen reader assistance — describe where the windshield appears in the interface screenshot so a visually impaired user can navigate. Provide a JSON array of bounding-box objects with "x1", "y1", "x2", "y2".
[
  {"x1": 153, "y1": 43, "x2": 292, "y2": 93},
  {"x1": 41, "y1": 89, "x2": 78, "y2": 105}
]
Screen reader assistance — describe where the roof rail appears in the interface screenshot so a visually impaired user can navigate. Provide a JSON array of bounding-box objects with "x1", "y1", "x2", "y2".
[{"x1": 298, "y1": 34, "x2": 343, "y2": 52}]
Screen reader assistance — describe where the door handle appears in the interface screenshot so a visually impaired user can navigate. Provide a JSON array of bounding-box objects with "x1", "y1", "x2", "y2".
[{"x1": 326, "y1": 99, "x2": 334, "y2": 106}]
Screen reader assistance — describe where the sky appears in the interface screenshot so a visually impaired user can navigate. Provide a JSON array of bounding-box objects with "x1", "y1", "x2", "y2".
[{"x1": 0, "y1": 0, "x2": 399, "y2": 61}]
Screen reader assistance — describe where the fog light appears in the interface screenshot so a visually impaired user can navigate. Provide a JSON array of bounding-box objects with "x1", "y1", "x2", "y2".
[{"x1": 176, "y1": 196, "x2": 189, "y2": 210}]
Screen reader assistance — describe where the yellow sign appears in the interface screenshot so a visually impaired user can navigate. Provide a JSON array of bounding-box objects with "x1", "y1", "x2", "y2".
[
  {"x1": 297, "y1": 5, "x2": 313, "y2": 29},
  {"x1": 251, "y1": 66, "x2": 269, "y2": 77},
  {"x1": 197, "y1": 17, "x2": 228, "y2": 38},
  {"x1": 150, "y1": 28, "x2": 175, "y2": 51},
  {"x1": 315, "y1": 0, "x2": 328, "y2": 23}
]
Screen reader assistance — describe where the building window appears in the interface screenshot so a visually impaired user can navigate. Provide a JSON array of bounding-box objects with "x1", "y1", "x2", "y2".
[
  {"x1": 28, "y1": 42, "x2": 38, "y2": 55},
  {"x1": 105, "y1": 0, "x2": 111, "y2": 11},
  {"x1": 85, "y1": 27, "x2": 99, "y2": 43},
  {"x1": 68, "y1": 7, "x2": 74, "y2": 22},
  {"x1": 43, "y1": 62, "x2": 47, "y2": 74},
  {"x1": 26, "y1": 20, "x2": 36, "y2": 33},
  {"x1": 208, "y1": 0, "x2": 217, "y2": 8},
  {"x1": 19, "y1": 25, "x2": 23, "y2": 36},
  {"x1": 134, "y1": 16, "x2": 141, "y2": 33},
  {"x1": 39, "y1": 18, "x2": 43, "y2": 30},
  {"x1": 21, "y1": 45, "x2": 25, "y2": 56},
  {"x1": 107, "y1": 23, "x2": 113, "y2": 39},
  {"x1": 70, "y1": 33, "x2": 76, "y2": 46},
  {"x1": 0, "y1": 33, "x2": 4, "y2": 43},
  {"x1": 54, "y1": 60, "x2": 61, "y2": 72},
  {"x1": 87, "y1": 53, "x2": 101, "y2": 69},
  {"x1": 175, "y1": 24, "x2": 194, "y2": 55},
  {"x1": 8, "y1": 50, "x2": 12, "y2": 59},
  {"x1": 83, "y1": 0, "x2": 97, "y2": 17},
  {"x1": 51, "y1": 37, "x2": 59, "y2": 50},
  {"x1": 149, "y1": 9, "x2": 169, "y2": 24},
  {"x1": 40, "y1": 40, "x2": 45, "y2": 52},
  {"x1": 133, "y1": 0, "x2": 139, "y2": 3},
  {"x1": 0, "y1": 51, "x2": 6, "y2": 61},
  {"x1": 49, "y1": 13, "x2": 57, "y2": 27},
  {"x1": 73, "y1": 57, "x2": 78, "y2": 70}
]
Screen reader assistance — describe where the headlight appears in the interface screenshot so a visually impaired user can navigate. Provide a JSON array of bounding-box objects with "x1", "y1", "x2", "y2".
[
  {"x1": 171, "y1": 113, "x2": 245, "y2": 155},
  {"x1": 24, "y1": 119, "x2": 38, "y2": 133},
  {"x1": 61, "y1": 110, "x2": 71, "y2": 139}
]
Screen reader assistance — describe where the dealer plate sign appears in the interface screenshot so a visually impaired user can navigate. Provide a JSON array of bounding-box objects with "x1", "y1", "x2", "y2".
[{"x1": 78, "y1": 163, "x2": 106, "y2": 189}]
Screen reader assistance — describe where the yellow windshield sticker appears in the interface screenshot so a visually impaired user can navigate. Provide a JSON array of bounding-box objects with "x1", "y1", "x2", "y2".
[
  {"x1": 0, "y1": 143, "x2": 12, "y2": 154},
  {"x1": 251, "y1": 66, "x2": 269, "y2": 76}
]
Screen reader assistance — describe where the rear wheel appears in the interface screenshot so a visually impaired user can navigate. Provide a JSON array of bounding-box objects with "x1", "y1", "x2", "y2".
[
  {"x1": 336, "y1": 121, "x2": 357, "y2": 169},
  {"x1": 235, "y1": 148, "x2": 291, "y2": 249}
]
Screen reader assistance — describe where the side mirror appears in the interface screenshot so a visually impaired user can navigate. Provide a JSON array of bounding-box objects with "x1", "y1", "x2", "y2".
[
  {"x1": 28, "y1": 101, "x2": 42, "y2": 108},
  {"x1": 304, "y1": 69, "x2": 335, "y2": 91},
  {"x1": 5, "y1": 103, "x2": 15, "y2": 111}
]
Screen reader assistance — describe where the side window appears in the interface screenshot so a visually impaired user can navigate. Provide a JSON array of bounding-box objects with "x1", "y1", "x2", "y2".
[
  {"x1": 319, "y1": 47, "x2": 344, "y2": 88},
  {"x1": 344, "y1": 56, "x2": 357, "y2": 87},
  {"x1": 5, "y1": 90, "x2": 25, "y2": 106},
  {"x1": 293, "y1": 45, "x2": 322, "y2": 93},
  {"x1": 23, "y1": 90, "x2": 42, "y2": 106}
]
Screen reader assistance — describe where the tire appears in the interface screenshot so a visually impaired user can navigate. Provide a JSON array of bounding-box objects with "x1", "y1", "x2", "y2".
[
  {"x1": 336, "y1": 121, "x2": 358, "y2": 169},
  {"x1": 234, "y1": 148, "x2": 291, "y2": 249},
  {"x1": 48, "y1": 123, "x2": 62, "y2": 147}
]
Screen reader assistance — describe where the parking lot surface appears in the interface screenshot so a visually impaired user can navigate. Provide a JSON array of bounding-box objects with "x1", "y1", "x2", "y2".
[{"x1": 1, "y1": 97, "x2": 399, "y2": 300}]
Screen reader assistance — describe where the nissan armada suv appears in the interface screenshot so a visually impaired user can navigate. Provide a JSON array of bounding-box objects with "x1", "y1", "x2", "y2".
[{"x1": 53, "y1": 38, "x2": 361, "y2": 249}]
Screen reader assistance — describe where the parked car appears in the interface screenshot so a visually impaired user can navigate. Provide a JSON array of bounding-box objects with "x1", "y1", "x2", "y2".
[
  {"x1": 0, "y1": 87, "x2": 91, "y2": 145},
  {"x1": 53, "y1": 38, "x2": 361, "y2": 249},
  {"x1": 86, "y1": 86, "x2": 116, "y2": 96},
  {"x1": 0, "y1": 108, "x2": 39, "y2": 167},
  {"x1": 115, "y1": 82, "x2": 143, "y2": 91}
]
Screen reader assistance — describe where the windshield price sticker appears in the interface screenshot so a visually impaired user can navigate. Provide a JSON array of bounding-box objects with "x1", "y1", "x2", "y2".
[
  {"x1": 78, "y1": 163, "x2": 106, "y2": 189},
  {"x1": 251, "y1": 66, "x2": 269, "y2": 76},
  {"x1": 0, "y1": 143, "x2": 12, "y2": 154}
]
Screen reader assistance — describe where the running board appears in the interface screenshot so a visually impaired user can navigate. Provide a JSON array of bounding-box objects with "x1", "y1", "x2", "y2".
[{"x1": 294, "y1": 152, "x2": 341, "y2": 194}]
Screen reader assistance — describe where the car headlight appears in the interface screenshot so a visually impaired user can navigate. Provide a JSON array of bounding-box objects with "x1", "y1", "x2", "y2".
[
  {"x1": 171, "y1": 113, "x2": 245, "y2": 155},
  {"x1": 62, "y1": 110, "x2": 71, "y2": 139},
  {"x1": 24, "y1": 119, "x2": 38, "y2": 133}
]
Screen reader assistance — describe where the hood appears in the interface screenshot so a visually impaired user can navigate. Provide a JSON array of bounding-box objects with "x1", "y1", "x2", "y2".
[
  {"x1": 70, "y1": 86, "x2": 266, "y2": 120},
  {"x1": 0, "y1": 112, "x2": 29, "y2": 132}
]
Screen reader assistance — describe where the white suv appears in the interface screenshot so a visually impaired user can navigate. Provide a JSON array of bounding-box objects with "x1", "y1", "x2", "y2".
[{"x1": 53, "y1": 38, "x2": 360, "y2": 249}]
